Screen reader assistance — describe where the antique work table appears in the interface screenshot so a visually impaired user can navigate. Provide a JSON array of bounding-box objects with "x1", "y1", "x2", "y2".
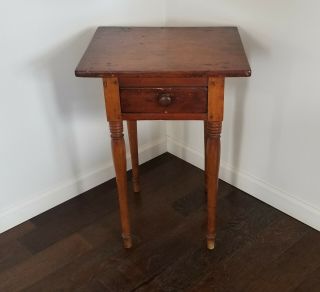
[{"x1": 75, "y1": 27, "x2": 251, "y2": 250}]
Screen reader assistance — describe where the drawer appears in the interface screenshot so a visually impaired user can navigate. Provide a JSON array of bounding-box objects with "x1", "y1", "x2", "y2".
[{"x1": 120, "y1": 87, "x2": 207, "y2": 114}]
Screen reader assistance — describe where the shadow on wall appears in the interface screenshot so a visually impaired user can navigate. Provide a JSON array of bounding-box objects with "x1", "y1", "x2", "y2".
[
  {"x1": 169, "y1": 20, "x2": 269, "y2": 185},
  {"x1": 227, "y1": 28, "x2": 268, "y2": 185},
  {"x1": 29, "y1": 28, "x2": 105, "y2": 194}
]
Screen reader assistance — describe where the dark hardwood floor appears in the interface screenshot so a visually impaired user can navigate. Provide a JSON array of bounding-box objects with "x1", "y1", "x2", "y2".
[{"x1": 0, "y1": 153, "x2": 319, "y2": 292}]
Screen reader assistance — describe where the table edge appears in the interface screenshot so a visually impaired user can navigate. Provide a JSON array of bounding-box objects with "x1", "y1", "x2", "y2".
[{"x1": 74, "y1": 69, "x2": 251, "y2": 78}]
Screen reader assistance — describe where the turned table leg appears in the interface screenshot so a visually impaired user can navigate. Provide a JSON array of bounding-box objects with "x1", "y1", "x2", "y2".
[
  {"x1": 127, "y1": 121, "x2": 140, "y2": 193},
  {"x1": 204, "y1": 121, "x2": 208, "y2": 192},
  {"x1": 206, "y1": 77, "x2": 225, "y2": 250},
  {"x1": 206, "y1": 121, "x2": 221, "y2": 249},
  {"x1": 109, "y1": 121, "x2": 132, "y2": 248},
  {"x1": 103, "y1": 77, "x2": 132, "y2": 248}
]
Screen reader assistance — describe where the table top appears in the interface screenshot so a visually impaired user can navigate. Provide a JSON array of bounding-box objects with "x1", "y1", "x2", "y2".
[{"x1": 75, "y1": 27, "x2": 251, "y2": 78}]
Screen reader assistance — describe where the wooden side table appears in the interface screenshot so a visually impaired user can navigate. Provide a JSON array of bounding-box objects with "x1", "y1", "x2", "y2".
[{"x1": 75, "y1": 27, "x2": 251, "y2": 249}]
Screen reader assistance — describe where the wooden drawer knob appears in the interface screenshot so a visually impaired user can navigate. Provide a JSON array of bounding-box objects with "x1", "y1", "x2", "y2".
[{"x1": 158, "y1": 93, "x2": 172, "y2": 106}]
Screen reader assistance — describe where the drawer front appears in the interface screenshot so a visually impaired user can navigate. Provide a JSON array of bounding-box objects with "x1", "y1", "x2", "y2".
[{"x1": 120, "y1": 87, "x2": 207, "y2": 114}]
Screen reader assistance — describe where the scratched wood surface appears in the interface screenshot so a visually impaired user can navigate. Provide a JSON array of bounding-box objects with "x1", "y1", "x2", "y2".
[
  {"x1": 75, "y1": 27, "x2": 251, "y2": 78},
  {"x1": 0, "y1": 153, "x2": 319, "y2": 291}
]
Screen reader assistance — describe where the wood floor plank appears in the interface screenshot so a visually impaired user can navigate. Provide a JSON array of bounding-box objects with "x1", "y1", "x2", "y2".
[
  {"x1": 95, "y1": 208, "x2": 206, "y2": 292},
  {"x1": 189, "y1": 215, "x2": 310, "y2": 292},
  {"x1": 0, "y1": 221, "x2": 35, "y2": 273},
  {"x1": 0, "y1": 221, "x2": 35, "y2": 245},
  {"x1": 294, "y1": 265, "x2": 320, "y2": 292},
  {"x1": 76, "y1": 279, "x2": 108, "y2": 292},
  {"x1": 135, "y1": 191, "x2": 283, "y2": 291},
  {"x1": 0, "y1": 240, "x2": 32, "y2": 273},
  {"x1": 0, "y1": 233, "x2": 91, "y2": 292},
  {"x1": 24, "y1": 241, "x2": 121, "y2": 292},
  {"x1": 18, "y1": 183, "x2": 118, "y2": 254},
  {"x1": 243, "y1": 230, "x2": 320, "y2": 292}
]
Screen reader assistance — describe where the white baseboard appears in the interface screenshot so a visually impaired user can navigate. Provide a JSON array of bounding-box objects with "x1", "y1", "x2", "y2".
[
  {"x1": 0, "y1": 139, "x2": 167, "y2": 233},
  {"x1": 167, "y1": 136, "x2": 320, "y2": 231}
]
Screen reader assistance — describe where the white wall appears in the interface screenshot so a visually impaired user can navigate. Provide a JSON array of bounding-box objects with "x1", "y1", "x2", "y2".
[
  {"x1": 0, "y1": 0, "x2": 167, "y2": 232},
  {"x1": 166, "y1": 0, "x2": 320, "y2": 230}
]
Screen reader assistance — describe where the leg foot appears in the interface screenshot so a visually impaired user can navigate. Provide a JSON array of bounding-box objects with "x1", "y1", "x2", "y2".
[
  {"x1": 122, "y1": 234, "x2": 133, "y2": 249},
  {"x1": 207, "y1": 234, "x2": 216, "y2": 250}
]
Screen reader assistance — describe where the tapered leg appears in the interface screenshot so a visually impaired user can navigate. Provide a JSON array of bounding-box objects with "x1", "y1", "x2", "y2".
[
  {"x1": 127, "y1": 121, "x2": 140, "y2": 193},
  {"x1": 206, "y1": 121, "x2": 221, "y2": 250},
  {"x1": 109, "y1": 121, "x2": 132, "y2": 248},
  {"x1": 204, "y1": 121, "x2": 208, "y2": 192}
]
